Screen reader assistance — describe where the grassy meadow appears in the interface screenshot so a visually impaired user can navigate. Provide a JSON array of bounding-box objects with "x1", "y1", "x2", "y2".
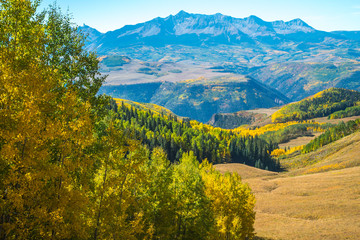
[{"x1": 215, "y1": 129, "x2": 360, "y2": 239}]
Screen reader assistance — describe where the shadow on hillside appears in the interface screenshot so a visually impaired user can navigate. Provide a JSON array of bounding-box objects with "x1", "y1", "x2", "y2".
[{"x1": 277, "y1": 166, "x2": 287, "y2": 173}]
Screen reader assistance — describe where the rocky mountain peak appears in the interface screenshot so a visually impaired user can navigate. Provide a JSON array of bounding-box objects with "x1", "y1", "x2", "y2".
[
  {"x1": 81, "y1": 12, "x2": 359, "y2": 51},
  {"x1": 175, "y1": 10, "x2": 191, "y2": 18}
]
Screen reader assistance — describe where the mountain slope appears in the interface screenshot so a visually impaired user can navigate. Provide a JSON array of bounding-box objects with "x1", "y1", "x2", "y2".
[
  {"x1": 272, "y1": 88, "x2": 360, "y2": 123},
  {"x1": 99, "y1": 76, "x2": 289, "y2": 122},
  {"x1": 207, "y1": 110, "x2": 269, "y2": 129},
  {"x1": 248, "y1": 62, "x2": 360, "y2": 100},
  {"x1": 332, "y1": 31, "x2": 360, "y2": 41},
  {"x1": 79, "y1": 24, "x2": 103, "y2": 44}
]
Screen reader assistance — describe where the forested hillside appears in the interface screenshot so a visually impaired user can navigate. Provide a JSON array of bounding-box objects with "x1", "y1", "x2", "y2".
[
  {"x1": 272, "y1": 88, "x2": 360, "y2": 123},
  {"x1": 328, "y1": 105, "x2": 360, "y2": 119},
  {"x1": 0, "y1": 1, "x2": 256, "y2": 239},
  {"x1": 111, "y1": 97, "x2": 343, "y2": 169},
  {"x1": 302, "y1": 119, "x2": 360, "y2": 153},
  {"x1": 111, "y1": 99, "x2": 280, "y2": 170}
]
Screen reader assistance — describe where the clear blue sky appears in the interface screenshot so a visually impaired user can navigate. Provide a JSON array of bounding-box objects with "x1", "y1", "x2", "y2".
[{"x1": 40, "y1": 0, "x2": 360, "y2": 33}]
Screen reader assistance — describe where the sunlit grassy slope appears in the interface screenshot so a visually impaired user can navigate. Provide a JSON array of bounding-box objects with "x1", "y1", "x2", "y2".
[
  {"x1": 215, "y1": 130, "x2": 360, "y2": 240},
  {"x1": 251, "y1": 166, "x2": 360, "y2": 240},
  {"x1": 281, "y1": 130, "x2": 360, "y2": 175}
]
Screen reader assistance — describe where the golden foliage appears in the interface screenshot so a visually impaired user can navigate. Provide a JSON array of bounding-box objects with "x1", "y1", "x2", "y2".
[
  {"x1": 201, "y1": 161, "x2": 256, "y2": 240},
  {"x1": 303, "y1": 163, "x2": 347, "y2": 174},
  {"x1": 271, "y1": 148, "x2": 286, "y2": 157},
  {"x1": 0, "y1": 1, "x2": 94, "y2": 238},
  {"x1": 0, "y1": 2, "x2": 258, "y2": 239}
]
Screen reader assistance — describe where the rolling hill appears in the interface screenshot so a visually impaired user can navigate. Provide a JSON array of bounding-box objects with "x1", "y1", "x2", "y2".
[
  {"x1": 216, "y1": 162, "x2": 360, "y2": 240},
  {"x1": 215, "y1": 127, "x2": 360, "y2": 239},
  {"x1": 271, "y1": 88, "x2": 360, "y2": 123}
]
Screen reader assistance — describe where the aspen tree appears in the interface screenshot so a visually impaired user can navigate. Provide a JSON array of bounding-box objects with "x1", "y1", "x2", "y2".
[{"x1": 0, "y1": 1, "x2": 101, "y2": 238}]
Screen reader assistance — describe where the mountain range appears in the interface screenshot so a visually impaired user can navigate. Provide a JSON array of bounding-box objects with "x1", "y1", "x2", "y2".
[
  {"x1": 81, "y1": 11, "x2": 359, "y2": 54},
  {"x1": 80, "y1": 11, "x2": 360, "y2": 122}
]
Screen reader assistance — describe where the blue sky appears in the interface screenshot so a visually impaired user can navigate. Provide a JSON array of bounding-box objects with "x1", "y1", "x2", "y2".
[{"x1": 40, "y1": 0, "x2": 360, "y2": 33}]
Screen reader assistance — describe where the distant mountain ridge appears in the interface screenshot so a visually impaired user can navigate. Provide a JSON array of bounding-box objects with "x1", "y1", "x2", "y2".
[
  {"x1": 81, "y1": 11, "x2": 359, "y2": 53},
  {"x1": 80, "y1": 24, "x2": 103, "y2": 42}
]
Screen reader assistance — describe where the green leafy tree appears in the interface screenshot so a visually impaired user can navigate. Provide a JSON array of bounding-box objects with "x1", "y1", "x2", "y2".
[
  {"x1": 43, "y1": 3, "x2": 106, "y2": 106},
  {"x1": 91, "y1": 120, "x2": 149, "y2": 240},
  {"x1": 140, "y1": 147, "x2": 175, "y2": 239},
  {"x1": 171, "y1": 152, "x2": 213, "y2": 240}
]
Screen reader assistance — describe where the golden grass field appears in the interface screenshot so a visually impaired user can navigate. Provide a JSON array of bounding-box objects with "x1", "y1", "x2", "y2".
[
  {"x1": 281, "y1": 130, "x2": 360, "y2": 175},
  {"x1": 215, "y1": 131, "x2": 360, "y2": 240},
  {"x1": 278, "y1": 132, "x2": 322, "y2": 149},
  {"x1": 312, "y1": 115, "x2": 360, "y2": 124}
]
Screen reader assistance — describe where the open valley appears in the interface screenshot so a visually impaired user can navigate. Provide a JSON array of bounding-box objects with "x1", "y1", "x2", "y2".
[{"x1": 3, "y1": 0, "x2": 360, "y2": 239}]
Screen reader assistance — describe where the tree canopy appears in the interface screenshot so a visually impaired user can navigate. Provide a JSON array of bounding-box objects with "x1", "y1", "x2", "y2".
[{"x1": 0, "y1": 1, "x2": 257, "y2": 239}]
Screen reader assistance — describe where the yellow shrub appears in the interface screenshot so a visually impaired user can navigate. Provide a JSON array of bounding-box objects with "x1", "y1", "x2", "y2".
[{"x1": 271, "y1": 148, "x2": 286, "y2": 157}]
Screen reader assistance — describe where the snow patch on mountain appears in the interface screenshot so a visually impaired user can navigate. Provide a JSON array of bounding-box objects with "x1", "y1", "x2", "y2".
[
  {"x1": 118, "y1": 27, "x2": 143, "y2": 38},
  {"x1": 141, "y1": 25, "x2": 161, "y2": 37}
]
